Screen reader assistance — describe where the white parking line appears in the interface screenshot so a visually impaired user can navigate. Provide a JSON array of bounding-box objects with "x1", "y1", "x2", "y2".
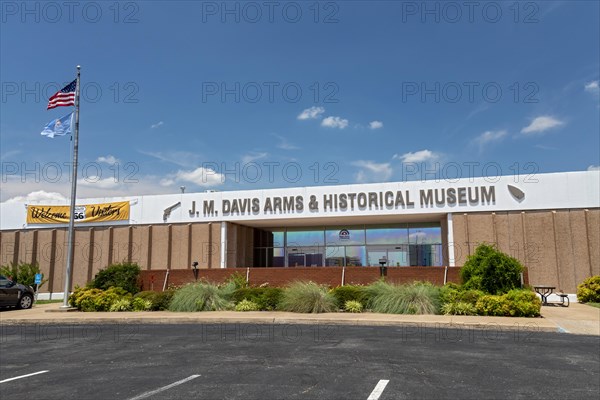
[
  {"x1": 367, "y1": 379, "x2": 390, "y2": 400},
  {"x1": 127, "y1": 374, "x2": 200, "y2": 400},
  {"x1": 0, "y1": 370, "x2": 49, "y2": 384}
]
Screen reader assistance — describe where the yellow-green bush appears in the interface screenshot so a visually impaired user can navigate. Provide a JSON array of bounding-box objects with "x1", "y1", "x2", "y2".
[
  {"x1": 69, "y1": 286, "x2": 131, "y2": 311},
  {"x1": 577, "y1": 276, "x2": 600, "y2": 303},
  {"x1": 475, "y1": 289, "x2": 541, "y2": 317}
]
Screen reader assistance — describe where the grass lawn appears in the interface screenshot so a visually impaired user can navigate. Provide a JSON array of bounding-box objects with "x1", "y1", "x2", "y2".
[
  {"x1": 584, "y1": 302, "x2": 600, "y2": 309},
  {"x1": 35, "y1": 300, "x2": 63, "y2": 304}
]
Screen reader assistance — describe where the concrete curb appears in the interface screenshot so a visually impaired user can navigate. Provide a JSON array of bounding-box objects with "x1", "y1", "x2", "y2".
[{"x1": 2, "y1": 303, "x2": 597, "y2": 335}]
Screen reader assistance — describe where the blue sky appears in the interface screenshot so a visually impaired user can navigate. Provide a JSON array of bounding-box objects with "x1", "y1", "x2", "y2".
[{"x1": 1, "y1": 0, "x2": 599, "y2": 203}]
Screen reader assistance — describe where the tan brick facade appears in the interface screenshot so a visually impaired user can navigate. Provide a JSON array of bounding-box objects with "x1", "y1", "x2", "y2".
[{"x1": 1, "y1": 208, "x2": 598, "y2": 293}]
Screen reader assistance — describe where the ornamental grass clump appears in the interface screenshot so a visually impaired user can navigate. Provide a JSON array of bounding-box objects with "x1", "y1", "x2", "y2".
[
  {"x1": 365, "y1": 281, "x2": 441, "y2": 315},
  {"x1": 279, "y1": 281, "x2": 337, "y2": 313},
  {"x1": 169, "y1": 281, "x2": 235, "y2": 312}
]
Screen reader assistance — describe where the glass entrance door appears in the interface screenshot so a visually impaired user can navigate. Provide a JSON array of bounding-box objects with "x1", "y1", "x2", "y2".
[
  {"x1": 288, "y1": 247, "x2": 324, "y2": 267},
  {"x1": 367, "y1": 245, "x2": 409, "y2": 266}
]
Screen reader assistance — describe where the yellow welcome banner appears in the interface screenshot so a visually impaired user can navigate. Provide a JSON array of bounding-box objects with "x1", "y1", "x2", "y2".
[{"x1": 27, "y1": 201, "x2": 130, "y2": 224}]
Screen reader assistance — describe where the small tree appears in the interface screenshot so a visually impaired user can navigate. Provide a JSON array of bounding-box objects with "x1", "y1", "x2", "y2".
[
  {"x1": 460, "y1": 244, "x2": 524, "y2": 295},
  {"x1": 0, "y1": 262, "x2": 47, "y2": 289},
  {"x1": 89, "y1": 262, "x2": 141, "y2": 294}
]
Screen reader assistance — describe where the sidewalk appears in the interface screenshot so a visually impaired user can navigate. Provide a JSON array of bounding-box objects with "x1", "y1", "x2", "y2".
[{"x1": 1, "y1": 302, "x2": 598, "y2": 335}]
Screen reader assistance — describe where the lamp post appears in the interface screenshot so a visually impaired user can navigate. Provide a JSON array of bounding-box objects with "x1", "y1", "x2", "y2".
[{"x1": 192, "y1": 261, "x2": 199, "y2": 281}]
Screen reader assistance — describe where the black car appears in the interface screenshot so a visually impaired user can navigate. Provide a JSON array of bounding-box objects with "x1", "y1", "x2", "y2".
[{"x1": 0, "y1": 275, "x2": 35, "y2": 309}]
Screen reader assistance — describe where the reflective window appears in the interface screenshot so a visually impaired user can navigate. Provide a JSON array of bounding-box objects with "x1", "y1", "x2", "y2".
[
  {"x1": 366, "y1": 226, "x2": 409, "y2": 245},
  {"x1": 408, "y1": 227, "x2": 441, "y2": 244},
  {"x1": 254, "y1": 224, "x2": 442, "y2": 267},
  {"x1": 325, "y1": 227, "x2": 365, "y2": 246},
  {"x1": 286, "y1": 229, "x2": 324, "y2": 247},
  {"x1": 287, "y1": 246, "x2": 324, "y2": 267},
  {"x1": 272, "y1": 247, "x2": 285, "y2": 267},
  {"x1": 325, "y1": 246, "x2": 345, "y2": 266},
  {"x1": 272, "y1": 231, "x2": 284, "y2": 247},
  {"x1": 344, "y1": 246, "x2": 366, "y2": 266}
]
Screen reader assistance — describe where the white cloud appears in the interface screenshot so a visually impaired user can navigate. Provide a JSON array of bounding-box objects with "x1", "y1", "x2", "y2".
[
  {"x1": 78, "y1": 176, "x2": 121, "y2": 189},
  {"x1": 297, "y1": 107, "x2": 325, "y2": 120},
  {"x1": 139, "y1": 150, "x2": 200, "y2": 168},
  {"x1": 321, "y1": 116, "x2": 349, "y2": 129},
  {"x1": 151, "y1": 121, "x2": 164, "y2": 129},
  {"x1": 352, "y1": 160, "x2": 392, "y2": 183},
  {"x1": 272, "y1": 134, "x2": 299, "y2": 150},
  {"x1": 3, "y1": 190, "x2": 67, "y2": 204},
  {"x1": 588, "y1": 165, "x2": 600, "y2": 171},
  {"x1": 584, "y1": 81, "x2": 599, "y2": 92},
  {"x1": 242, "y1": 152, "x2": 268, "y2": 164},
  {"x1": 163, "y1": 167, "x2": 225, "y2": 187},
  {"x1": 369, "y1": 121, "x2": 384, "y2": 130},
  {"x1": 521, "y1": 116, "x2": 564, "y2": 135},
  {"x1": 0, "y1": 173, "x2": 178, "y2": 203},
  {"x1": 96, "y1": 155, "x2": 119, "y2": 164},
  {"x1": 393, "y1": 149, "x2": 439, "y2": 163},
  {"x1": 0, "y1": 150, "x2": 21, "y2": 161},
  {"x1": 474, "y1": 130, "x2": 507, "y2": 149}
]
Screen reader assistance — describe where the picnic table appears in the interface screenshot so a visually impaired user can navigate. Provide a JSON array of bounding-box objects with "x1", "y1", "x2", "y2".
[
  {"x1": 533, "y1": 285, "x2": 555, "y2": 305},
  {"x1": 533, "y1": 285, "x2": 570, "y2": 306}
]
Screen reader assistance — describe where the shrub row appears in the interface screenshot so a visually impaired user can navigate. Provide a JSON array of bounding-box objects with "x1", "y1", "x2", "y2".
[
  {"x1": 69, "y1": 287, "x2": 153, "y2": 312},
  {"x1": 440, "y1": 286, "x2": 541, "y2": 317}
]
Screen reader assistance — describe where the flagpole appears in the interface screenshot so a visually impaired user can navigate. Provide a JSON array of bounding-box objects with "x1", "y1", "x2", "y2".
[{"x1": 61, "y1": 65, "x2": 81, "y2": 308}]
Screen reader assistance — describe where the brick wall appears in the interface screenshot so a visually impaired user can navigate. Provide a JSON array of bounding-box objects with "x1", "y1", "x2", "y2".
[{"x1": 139, "y1": 266, "x2": 479, "y2": 290}]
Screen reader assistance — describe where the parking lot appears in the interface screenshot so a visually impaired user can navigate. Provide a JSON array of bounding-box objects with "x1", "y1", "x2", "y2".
[{"x1": 1, "y1": 323, "x2": 598, "y2": 399}]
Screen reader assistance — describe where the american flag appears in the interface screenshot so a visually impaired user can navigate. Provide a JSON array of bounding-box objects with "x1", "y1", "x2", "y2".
[{"x1": 47, "y1": 79, "x2": 76, "y2": 110}]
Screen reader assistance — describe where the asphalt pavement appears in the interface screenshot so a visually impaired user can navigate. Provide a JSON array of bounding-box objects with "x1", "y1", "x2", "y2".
[{"x1": 0, "y1": 323, "x2": 598, "y2": 399}]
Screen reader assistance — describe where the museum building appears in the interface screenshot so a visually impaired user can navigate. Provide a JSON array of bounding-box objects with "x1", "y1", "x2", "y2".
[{"x1": 0, "y1": 170, "x2": 598, "y2": 296}]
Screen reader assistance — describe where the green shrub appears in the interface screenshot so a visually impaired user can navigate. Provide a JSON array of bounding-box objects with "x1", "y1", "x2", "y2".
[
  {"x1": 235, "y1": 299, "x2": 260, "y2": 311},
  {"x1": 226, "y1": 272, "x2": 249, "y2": 289},
  {"x1": 69, "y1": 286, "x2": 131, "y2": 312},
  {"x1": 69, "y1": 287, "x2": 103, "y2": 311},
  {"x1": 344, "y1": 300, "x2": 363, "y2": 313},
  {"x1": 504, "y1": 289, "x2": 541, "y2": 317},
  {"x1": 461, "y1": 244, "x2": 524, "y2": 294},
  {"x1": 169, "y1": 281, "x2": 235, "y2": 312},
  {"x1": 109, "y1": 299, "x2": 132, "y2": 312},
  {"x1": 475, "y1": 295, "x2": 510, "y2": 316},
  {"x1": 90, "y1": 262, "x2": 141, "y2": 294},
  {"x1": 134, "y1": 290, "x2": 175, "y2": 311},
  {"x1": 474, "y1": 290, "x2": 541, "y2": 317},
  {"x1": 439, "y1": 284, "x2": 461, "y2": 305},
  {"x1": 330, "y1": 285, "x2": 366, "y2": 309},
  {"x1": 577, "y1": 276, "x2": 600, "y2": 303},
  {"x1": 0, "y1": 262, "x2": 47, "y2": 289},
  {"x1": 131, "y1": 297, "x2": 153, "y2": 311},
  {"x1": 364, "y1": 281, "x2": 441, "y2": 315},
  {"x1": 441, "y1": 301, "x2": 478, "y2": 316},
  {"x1": 232, "y1": 287, "x2": 283, "y2": 311},
  {"x1": 279, "y1": 281, "x2": 337, "y2": 313}
]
